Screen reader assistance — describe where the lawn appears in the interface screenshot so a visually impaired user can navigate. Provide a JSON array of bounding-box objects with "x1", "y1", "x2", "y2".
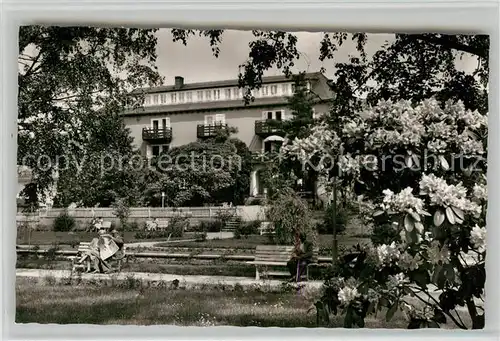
[
  {"x1": 16, "y1": 277, "x2": 412, "y2": 328},
  {"x1": 16, "y1": 230, "x2": 195, "y2": 247},
  {"x1": 17, "y1": 258, "x2": 260, "y2": 278}
]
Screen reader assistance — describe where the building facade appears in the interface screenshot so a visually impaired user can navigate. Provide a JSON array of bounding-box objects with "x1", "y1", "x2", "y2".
[{"x1": 121, "y1": 72, "x2": 334, "y2": 200}]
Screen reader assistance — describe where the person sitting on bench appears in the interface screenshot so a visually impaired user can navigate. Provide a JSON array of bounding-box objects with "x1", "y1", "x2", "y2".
[{"x1": 287, "y1": 232, "x2": 314, "y2": 282}]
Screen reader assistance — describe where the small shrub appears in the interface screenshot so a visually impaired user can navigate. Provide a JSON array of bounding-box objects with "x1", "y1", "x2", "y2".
[
  {"x1": 234, "y1": 220, "x2": 259, "y2": 239},
  {"x1": 317, "y1": 204, "x2": 349, "y2": 235},
  {"x1": 121, "y1": 275, "x2": 140, "y2": 289},
  {"x1": 53, "y1": 211, "x2": 75, "y2": 232},
  {"x1": 199, "y1": 220, "x2": 222, "y2": 232},
  {"x1": 43, "y1": 274, "x2": 56, "y2": 286},
  {"x1": 195, "y1": 231, "x2": 207, "y2": 242},
  {"x1": 46, "y1": 243, "x2": 60, "y2": 261},
  {"x1": 111, "y1": 197, "x2": 130, "y2": 228},
  {"x1": 169, "y1": 215, "x2": 189, "y2": 238},
  {"x1": 125, "y1": 221, "x2": 140, "y2": 231},
  {"x1": 370, "y1": 223, "x2": 399, "y2": 246}
]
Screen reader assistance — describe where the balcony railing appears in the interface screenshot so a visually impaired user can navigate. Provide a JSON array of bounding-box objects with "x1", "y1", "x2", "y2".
[
  {"x1": 142, "y1": 127, "x2": 173, "y2": 143},
  {"x1": 254, "y1": 119, "x2": 284, "y2": 136},
  {"x1": 197, "y1": 123, "x2": 228, "y2": 138}
]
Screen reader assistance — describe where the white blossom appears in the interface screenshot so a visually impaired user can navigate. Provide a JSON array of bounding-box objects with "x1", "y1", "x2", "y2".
[
  {"x1": 419, "y1": 174, "x2": 481, "y2": 216},
  {"x1": 380, "y1": 187, "x2": 425, "y2": 215},
  {"x1": 387, "y1": 273, "x2": 409, "y2": 291},
  {"x1": 376, "y1": 242, "x2": 401, "y2": 265},
  {"x1": 427, "y1": 240, "x2": 450, "y2": 265},
  {"x1": 365, "y1": 288, "x2": 380, "y2": 303},
  {"x1": 472, "y1": 183, "x2": 487, "y2": 202},
  {"x1": 470, "y1": 224, "x2": 486, "y2": 253},
  {"x1": 338, "y1": 286, "x2": 360, "y2": 305},
  {"x1": 398, "y1": 251, "x2": 423, "y2": 270}
]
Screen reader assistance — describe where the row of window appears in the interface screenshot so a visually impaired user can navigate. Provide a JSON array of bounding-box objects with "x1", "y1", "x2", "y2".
[{"x1": 143, "y1": 82, "x2": 306, "y2": 106}]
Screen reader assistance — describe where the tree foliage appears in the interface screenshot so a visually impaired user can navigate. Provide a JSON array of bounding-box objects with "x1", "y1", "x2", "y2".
[
  {"x1": 52, "y1": 112, "x2": 141, "y2": 208},
  {"x1": 140, "y1": 135, "x2": 251, "y2": 207},
  {"x1": 170, "y1": 31, "x2": 488, "y2": 115},
  {"x1": 18, "y1": 26, "x2": 162, "y2": 199},
  {"x1": 265, "y1": 188, "x2": 316, "y2": 245},
  {"x1": 285, "y1": 98, "x2": 487, "y2": 329}
]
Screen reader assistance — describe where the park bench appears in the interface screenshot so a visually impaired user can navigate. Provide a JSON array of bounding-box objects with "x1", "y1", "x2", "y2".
[
  {"x1": 258, "y1": 222, "x2": 275, "y2": 235},
  {"x1": 88, "y1": 220, "x2": 112, "y2": 232},
  {"x1": 145, "y1": 219, "x2": 169, "y2": 231},
  {"x1": 70, "y1": 241, "x2": 126, "y2": 273},
  {"x1": 248, "y1": 245, "x2": 319, "y2": 281}
]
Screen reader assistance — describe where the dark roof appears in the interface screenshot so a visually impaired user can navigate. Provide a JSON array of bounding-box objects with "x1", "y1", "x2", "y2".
[{"x1": 136, "y1": 72, "x2": 327, "y2": 94}]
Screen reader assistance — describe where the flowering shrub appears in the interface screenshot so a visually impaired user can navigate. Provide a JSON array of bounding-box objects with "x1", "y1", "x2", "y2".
[{"x1": 285, "y1": 99, "x2": 487, "y2": 329}]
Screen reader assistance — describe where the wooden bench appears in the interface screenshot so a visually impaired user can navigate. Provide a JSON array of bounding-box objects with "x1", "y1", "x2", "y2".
[
  {"x1": 258, "y1": 222, "x2": 275, "y2": 235},
  {"x1": 70, "y1": 241, "x2": 126, "y2": 273},
  {"x1": 145, "y1": 219, "x2": 169, "y2": 231},
  {"x1": 248, "y1": 245, "x2": 319, "y2": 281}
]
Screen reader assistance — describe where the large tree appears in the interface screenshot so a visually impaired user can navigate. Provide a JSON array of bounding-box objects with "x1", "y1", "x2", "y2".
[
  {"x1": 52, "y1": 111, "x2": 142, "y2": 208},
  {"x1": 140, "y1": 132, "x2": 251, "y2": 207},
  {"x1": 171, "y1": 30, "x2": 488, "y2": 114},
  {"x1": 18, "y1": 26, "x2": 162, "y2": 202}
]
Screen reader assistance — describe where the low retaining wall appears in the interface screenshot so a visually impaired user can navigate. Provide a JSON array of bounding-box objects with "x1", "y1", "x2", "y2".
[{"x1": 17, "y1": 205, "x2": 267, "y2": 229}]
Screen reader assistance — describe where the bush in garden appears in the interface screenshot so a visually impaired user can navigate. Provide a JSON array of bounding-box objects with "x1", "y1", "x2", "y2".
[
  {"x1": 124, "y1": 221, "x2": 140, "y2": 231},
  {"x1": 370, "y1": 222, "x2": 400, "y2": 246},
  {"x1": 195, "y1": 231, "x2": 207, "y2": 242},
  {"x1": 266, "y1": 187, "x2": 317, "y2": 245},
  {"x1": 199, "y1": 220, "x2": 222, "y2": 232},
  {"x1": 169, "y1": 214, "x2": 189, "y2": 238},
  {"x1": 234, "y1": 220, "x2": 259, "y2": 239},
  {"x1": 317, "y1": 203, "x2": 349, "y2": 235},
  {"x1": 215, "y1": 207, "x2": 235, "y2": 229},
  {"x1": 284, "y1": 99, "x2": 487, "y2": 329},
  {"x1": 53, "y1": 211, "x2": 76, "y2": 232},
  {"x1": 111, "y1": 198, "x2": 130, "y2": 229}
]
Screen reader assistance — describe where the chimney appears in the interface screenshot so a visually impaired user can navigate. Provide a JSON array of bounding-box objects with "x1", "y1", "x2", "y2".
[{"x1": 174, "y1": 76, "x2": 184, "y2": 89}]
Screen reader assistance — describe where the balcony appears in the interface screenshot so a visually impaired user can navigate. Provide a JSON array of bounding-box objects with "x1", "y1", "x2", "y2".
[
  {"x1": 197, "y1": 123, "x2": 228, "y2": 138},
  {"x1": 142, "y1": 127, "x2": 173, "y2": 144},
  {"x1": 254, "y1": 119, "x2": 285, "y2": 137}
]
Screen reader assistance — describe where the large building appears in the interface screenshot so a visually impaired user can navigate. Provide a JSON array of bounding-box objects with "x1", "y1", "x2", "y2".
[{"x1": 121, "y1": 72, "x2": 334, "y2": 200}]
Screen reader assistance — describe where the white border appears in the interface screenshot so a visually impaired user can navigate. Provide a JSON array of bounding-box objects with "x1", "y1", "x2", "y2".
[{"x1": 1, "y1": 1, "x2": 499, "y2": 340}]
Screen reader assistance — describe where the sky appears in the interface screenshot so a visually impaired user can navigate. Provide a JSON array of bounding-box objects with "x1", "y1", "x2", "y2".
[{"x1": 154, "y1": 29, "x2": 479, "y2": 86}]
